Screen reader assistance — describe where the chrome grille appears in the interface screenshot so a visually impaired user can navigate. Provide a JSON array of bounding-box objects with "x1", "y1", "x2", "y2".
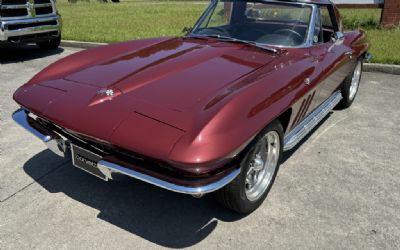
[{"x1": 0, "y1": 0, "x2": 55, "y2": 19}]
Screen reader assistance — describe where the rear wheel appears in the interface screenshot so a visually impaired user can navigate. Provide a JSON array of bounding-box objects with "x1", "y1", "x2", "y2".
[
  {"x1": 338, "y1": 59, "x2": 363, "y2": 109},
  {"x1": 214, "y1": 120, "x2": 283, "y2": 213},
  {"x1": 36, "y1": 35, "x2": 61, "y2": 50}
]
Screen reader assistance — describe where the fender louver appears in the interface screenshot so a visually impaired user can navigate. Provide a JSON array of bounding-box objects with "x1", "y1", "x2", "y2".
[{"x1": 291, "y1": 91, "x2": 316, "y2": 129}]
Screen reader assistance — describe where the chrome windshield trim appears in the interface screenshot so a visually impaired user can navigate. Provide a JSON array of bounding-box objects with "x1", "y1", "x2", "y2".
[
  {"x1": 98, "y1": 160, "x2": 241, "y2": 195},
  {"x1": 190, "y1": 0, "x2": 217, "y2": 34}
]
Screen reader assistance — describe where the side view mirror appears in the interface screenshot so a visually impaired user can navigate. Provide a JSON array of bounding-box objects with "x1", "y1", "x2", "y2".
[
  {"x1": 182, "y1": 26, "x2": 193, "y2": 34},
  {"x1": 331, "y1": 31, "x2": 345, "y2": 45}
]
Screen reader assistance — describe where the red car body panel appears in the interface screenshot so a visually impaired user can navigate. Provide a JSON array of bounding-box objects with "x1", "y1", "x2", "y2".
[{"x1": 13, "y1": 8, "x2": 369, "y2": 177}]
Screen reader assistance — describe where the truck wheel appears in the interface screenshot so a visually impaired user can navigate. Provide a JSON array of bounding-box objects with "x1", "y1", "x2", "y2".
[
  {"x1": 337, "y1": 59, "x2": 363, "y2": 109},
  {"x1": 214, "y1": 120, "x2": 283, "y2": 213},
  {"x1": 36, "y1": 35, "x2": 61, "y2": 50}
]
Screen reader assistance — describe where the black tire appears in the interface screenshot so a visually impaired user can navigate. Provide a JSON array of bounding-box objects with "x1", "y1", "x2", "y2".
[
  {"x1": 337, "y1": 59, "x2": 363, "y2": 109},
  {"x1": 36, "y1": 35, "x2": 61, "y2": 50},
  {"x1": 214, "y1": 120, "x2": 284, "y2": 213}
]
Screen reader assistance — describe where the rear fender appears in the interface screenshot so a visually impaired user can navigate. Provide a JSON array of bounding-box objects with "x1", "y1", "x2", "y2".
[{"x1": 345, "y1": 30, "x2": 369, "y2": 59}]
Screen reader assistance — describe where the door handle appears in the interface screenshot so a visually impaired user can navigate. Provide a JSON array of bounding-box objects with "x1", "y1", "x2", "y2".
[{"x1": 344, "y1": 51, "x2": 353, "y2": 59}]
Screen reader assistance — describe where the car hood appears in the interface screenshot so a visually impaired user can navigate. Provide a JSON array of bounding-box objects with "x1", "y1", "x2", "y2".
[
  {"x1": 63, "y1": 37, "x2": 274, "y2": 111},
  {"x1": 14, "y1": 37, "x2": 278, "y2": 159}
]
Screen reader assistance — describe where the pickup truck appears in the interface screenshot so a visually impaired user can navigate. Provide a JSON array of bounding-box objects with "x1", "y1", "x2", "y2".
[{"x1": 0, "y1": 0, "x2": 61, "y2": 49}]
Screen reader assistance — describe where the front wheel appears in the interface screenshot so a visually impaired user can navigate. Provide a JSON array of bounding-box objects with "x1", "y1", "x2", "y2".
[
  {"x1": 36, "y1": 35, "x2": 61, "y2": 50},
  {"x1": 214, "y1": 120, "x2": 283, "y2": 213},
  {"x1": 338, "y1": 59, "x2": 363, "y2": 109}
]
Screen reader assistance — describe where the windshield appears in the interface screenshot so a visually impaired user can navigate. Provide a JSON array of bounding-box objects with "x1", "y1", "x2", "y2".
[{"x1": 190, "y1": 0, "x2": 313, "y2": 47}]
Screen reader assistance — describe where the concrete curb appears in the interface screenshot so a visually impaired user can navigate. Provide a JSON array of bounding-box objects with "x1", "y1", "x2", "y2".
[
  {"x1": 60, "y1": 40, "x2": 400, "y2": 75},
  {"x1": 61, "y1": 40, "x2": 107, "y2": 49},
  {"x1": 364, "y1": 63, "x2": 400, "y2": 75}
]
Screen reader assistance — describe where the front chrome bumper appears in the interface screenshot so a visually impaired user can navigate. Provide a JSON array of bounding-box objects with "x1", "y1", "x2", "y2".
[
  {"x1": 98, "y1": 160, "x2": 240, "y2": 195},
  {"x1": 0, "y1": 15, "x2": 61, "y2": 41},
  {"x1": 12, "y1": 109, "x2": 240, "y2": 195}
]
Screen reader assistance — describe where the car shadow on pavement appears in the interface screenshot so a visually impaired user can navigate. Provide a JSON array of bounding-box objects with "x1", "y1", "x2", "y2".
[
  {"x1": 23, "y1": 150, "x2": 246, "y2": 248},
  {"x1": 0, "y1": 44, "x2": 64, "y2": 64}
]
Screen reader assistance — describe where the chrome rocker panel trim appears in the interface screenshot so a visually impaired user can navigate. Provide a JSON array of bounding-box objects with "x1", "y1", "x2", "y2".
[{"x1": 283, "y1": 90, "x2": 343, "y2": 151}]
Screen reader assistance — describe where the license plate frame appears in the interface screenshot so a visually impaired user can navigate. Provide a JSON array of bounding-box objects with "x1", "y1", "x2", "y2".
[{"x1": 71, "y1": 144, "x2": 107, "y2": 181}]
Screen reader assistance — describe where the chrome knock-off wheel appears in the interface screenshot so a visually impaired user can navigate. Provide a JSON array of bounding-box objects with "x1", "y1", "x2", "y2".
[
  {"x1": 214, "y1": 120, "x2": 283, "y2": 214},
  {"x1": 338, "y1": 59, "x2": 363, "y2": 109},
  {"x1": 245, "y1": 131, "x2": 280, "y2": 201}
]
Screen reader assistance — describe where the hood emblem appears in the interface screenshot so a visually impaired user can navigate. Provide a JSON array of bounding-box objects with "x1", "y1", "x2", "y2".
[{"x1": 98, "y1": 88, "x2": 114, "y2": 97}]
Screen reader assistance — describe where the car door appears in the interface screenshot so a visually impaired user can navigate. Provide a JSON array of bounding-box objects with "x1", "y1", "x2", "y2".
[
  {"x1": 285, "y1": 4, "x2": 354, "y2": 133},
  {"x1": 286, "y1": 7, "x2": 326, "y2": 132},
  {"x1": 309, "y1": 5, "x2": 355, "y2": 107}
]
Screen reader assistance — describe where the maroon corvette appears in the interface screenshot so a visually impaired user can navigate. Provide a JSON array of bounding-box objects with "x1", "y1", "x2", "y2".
[{"x1": 13, "y1": 0, "x2": 369, "y2": 213}]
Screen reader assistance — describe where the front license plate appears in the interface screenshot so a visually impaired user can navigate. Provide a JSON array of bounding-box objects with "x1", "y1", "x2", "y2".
[{"x1": 71, "y1": 144, "x2": 106, "y2": 180}]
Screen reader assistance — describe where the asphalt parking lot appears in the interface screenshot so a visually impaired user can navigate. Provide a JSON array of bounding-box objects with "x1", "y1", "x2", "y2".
[{"x1": 0, "y1": 45, "x2": 399, "y2": 250}]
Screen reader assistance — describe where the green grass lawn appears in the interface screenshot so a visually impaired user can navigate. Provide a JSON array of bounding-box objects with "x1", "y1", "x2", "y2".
[
  {"x1": 58, "y1": 0, "x2": 207, "y2": 42},
  {"x1": 57, "y1": 1, "x2": 400, "y2": 64},
  {"x1": 340, "y1": 9, "x2": 400, "y2": 64}
]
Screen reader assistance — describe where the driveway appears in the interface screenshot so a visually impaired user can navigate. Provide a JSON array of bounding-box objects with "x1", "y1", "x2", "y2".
[{"x1": 0, "y1": 45, "x2": 399, "y2": 250}]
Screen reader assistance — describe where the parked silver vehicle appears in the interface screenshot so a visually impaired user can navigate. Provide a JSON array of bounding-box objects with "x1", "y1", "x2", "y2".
[{"x1": 0, "y1": 0, "x2": 61, "y2": 49}]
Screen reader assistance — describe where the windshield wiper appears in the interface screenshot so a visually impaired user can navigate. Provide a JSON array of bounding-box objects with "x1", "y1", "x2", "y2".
[
  {"x1": 185, "y1": 34, "x2": 279, "y2": 54},
  {"x1": 184, "y1": 34, "x2": 210, "y2": 41}
]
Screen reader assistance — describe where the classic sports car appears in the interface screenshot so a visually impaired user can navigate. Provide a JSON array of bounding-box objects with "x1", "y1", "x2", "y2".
[{"x1": 13, "y1": 0, "x2": 370, "y2": 213}]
